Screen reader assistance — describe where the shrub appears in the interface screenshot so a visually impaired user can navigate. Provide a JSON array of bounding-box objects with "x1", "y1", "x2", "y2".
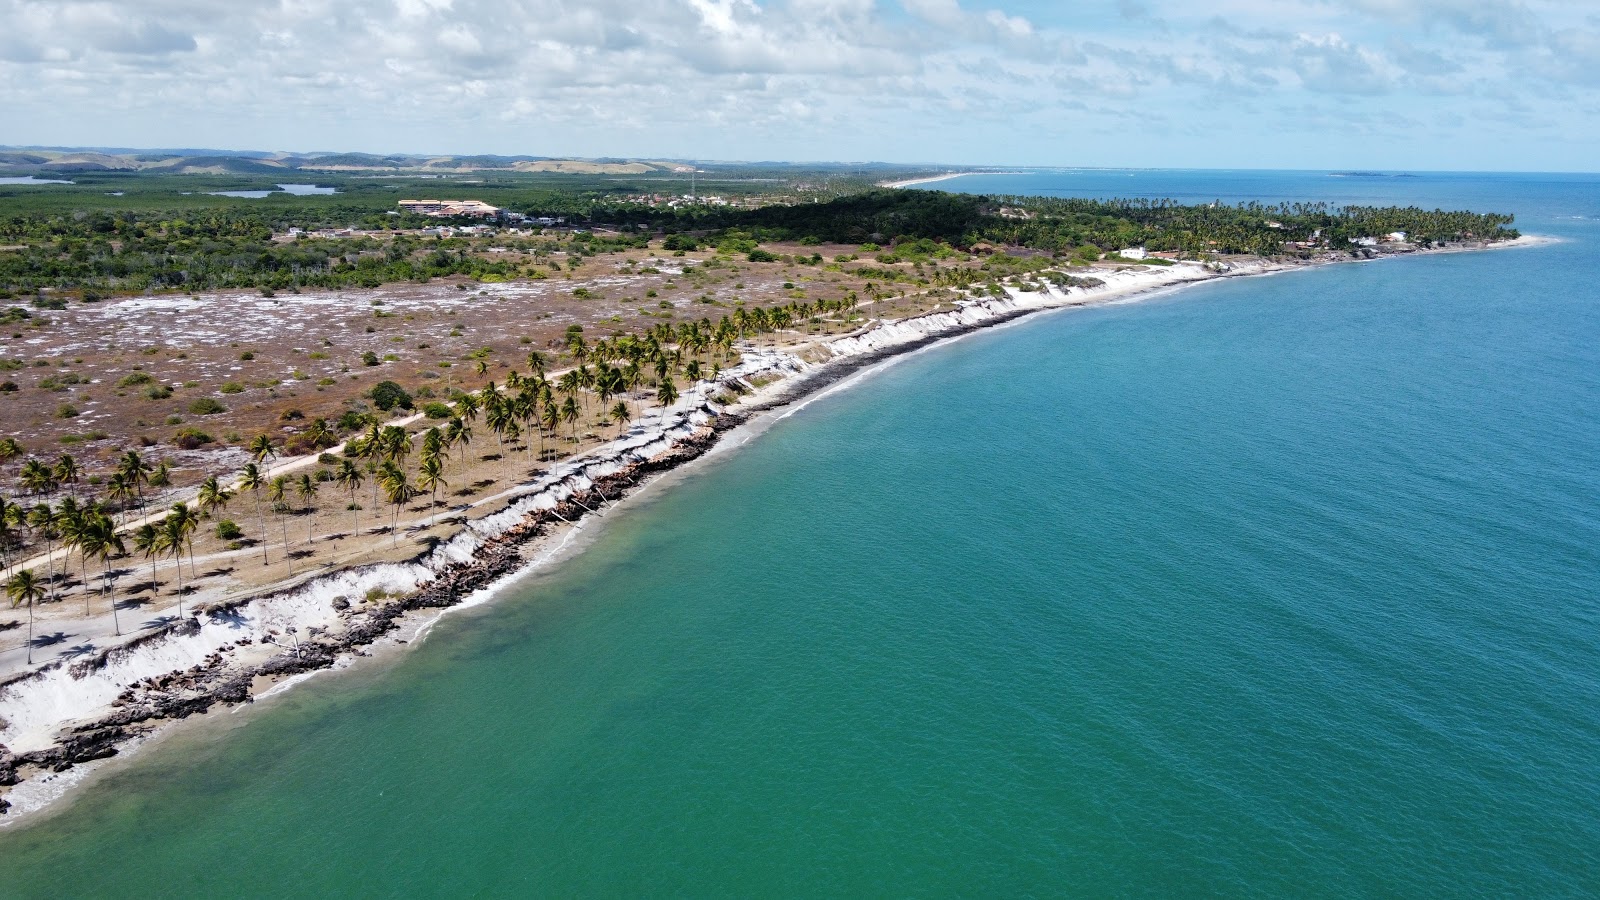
[
  {"x1": 337, "y1": 410, "x2": 372, "y2": 432},
  {"x1": 240, "y1": 351, "x2": 255, "y2": 361},
  {"x1": 747, "y1": 249, "x2": 779, "y2": 263},
  {"x1": 117, "y1": 372, "x2": 154, "y2": 387},
  {"x1": 361, "y1": 351, "x2": 380, "y2": 367},
  {"x1": 173, "y1": 427, "x2": 214, "y2": 449},
  {"x1": 188, "y1": 397, "x2": 227, "y2": 415},
  {"x1": 56, "y1": 403, "x2": 79, "y2": 418},
  {"x1": 220, "y1": 382, "x2": 245, "y2": 394},
  {"x1": 423, "y1": 401, "x2": 453, "y2": 419},
  {"x1": 215, "y1": 520, "x2": 243, "y2": 540},
  {"x1": 145, "y1": 384, "x2": 173, "y2": 400},
  {"x1": 369, "y1": 380, "x2": 413, "y2": 412},
  {"x1": 0, "y1": 381, "x2": 16, "y2": 393}
]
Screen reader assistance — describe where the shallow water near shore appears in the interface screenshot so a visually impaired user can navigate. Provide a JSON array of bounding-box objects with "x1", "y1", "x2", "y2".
[{"x1": 1, "y1": 173, "x2": 1598, "y2": 896}]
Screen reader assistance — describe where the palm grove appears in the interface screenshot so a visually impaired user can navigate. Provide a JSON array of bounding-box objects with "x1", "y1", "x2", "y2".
[{"x1": 1, "y1": 301, "x2": 851, "y2": 657}]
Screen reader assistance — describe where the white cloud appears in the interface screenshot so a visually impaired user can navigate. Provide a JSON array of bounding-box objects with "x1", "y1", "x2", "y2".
[{"x1": 0, "y1": 0, "x2": 1595, "y2": 170}]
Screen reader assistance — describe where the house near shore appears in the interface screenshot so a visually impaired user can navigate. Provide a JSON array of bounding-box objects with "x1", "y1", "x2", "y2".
[
  {"x1": 1118, "y1": 246, "x2": 1148, "y2": 260},
  {"x1": 398, "y1": 199, "x2": 502, "y2": 219}
]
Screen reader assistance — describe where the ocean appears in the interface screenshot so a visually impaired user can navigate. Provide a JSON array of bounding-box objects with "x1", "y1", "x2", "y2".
[{"x1": 0, "y1": 170, "x2": 1597, "y2": 897}]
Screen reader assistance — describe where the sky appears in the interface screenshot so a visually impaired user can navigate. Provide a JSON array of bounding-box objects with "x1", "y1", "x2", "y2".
[{"x1": 3, "y1": 0, "x2": 1599, "y2": 171}]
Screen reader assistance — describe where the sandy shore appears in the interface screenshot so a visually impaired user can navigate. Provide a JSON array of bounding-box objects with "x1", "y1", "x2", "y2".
[
  {"x1": 880, "y1": 173, "x2": 970, "y2": 189},
  {"x1": 0, "y1": 237, "x2": 1545, "y2": 823}
]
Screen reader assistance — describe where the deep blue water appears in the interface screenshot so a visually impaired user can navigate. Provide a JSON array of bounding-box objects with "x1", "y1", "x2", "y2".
[{"x1": 0, "y1": 171, "x2": 1595, "y2": 896}]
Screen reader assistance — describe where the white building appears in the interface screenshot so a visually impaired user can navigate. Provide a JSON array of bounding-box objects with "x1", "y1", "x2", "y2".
[{"x1": 1118, "y1": 247, "x2": 1148, "y2": 260}]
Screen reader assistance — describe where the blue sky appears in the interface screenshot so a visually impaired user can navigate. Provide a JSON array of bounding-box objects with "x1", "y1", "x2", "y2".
[{"x1": 3, "y1": 0, "x2": 1598, "y2": 170}]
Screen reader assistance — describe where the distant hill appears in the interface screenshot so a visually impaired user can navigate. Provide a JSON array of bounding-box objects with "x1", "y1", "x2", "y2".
[{"x1": 0, "y1": 147, "x2": 682, "y2": 175}]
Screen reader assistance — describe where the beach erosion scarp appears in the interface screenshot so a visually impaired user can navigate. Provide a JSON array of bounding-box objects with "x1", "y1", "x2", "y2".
[{"x1": 0, "y1": 251, "x2": 1399, "y2": 821}]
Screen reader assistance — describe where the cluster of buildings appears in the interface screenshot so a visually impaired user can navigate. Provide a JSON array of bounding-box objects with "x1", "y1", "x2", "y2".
[{"x1": 398, "y1": 199, "x2": 503, "y2": 218}]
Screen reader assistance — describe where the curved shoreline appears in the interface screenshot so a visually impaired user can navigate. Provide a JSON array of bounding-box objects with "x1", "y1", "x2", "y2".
[{"x1": 0, "y1": 238, "x2": 1542, "y2": 824}]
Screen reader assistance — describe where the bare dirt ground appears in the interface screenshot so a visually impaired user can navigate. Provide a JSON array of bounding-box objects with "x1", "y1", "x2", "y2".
[{"x1": 0, "y1": 239, "x2": 1006, "y2": 659}]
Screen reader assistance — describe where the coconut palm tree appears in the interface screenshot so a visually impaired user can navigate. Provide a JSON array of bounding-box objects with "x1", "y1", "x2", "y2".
[
  {"x1": 267, "y1": 475, "x2": 293, "y2": 570},
  {"x1": 86, "y1": 514, "x2": 124, "y2": 634},
  {"x1": 53, "y1": 498, "x2": 88, "y2": 610},
  {"x1": 197, "y1": 475, "x2": 233, "y2": 522},
  {"x1": 53, "y1": 454, "x2": 80, "y2": 499},
  {"x1": 132, "y1": 522, "x2": 161, "y2": 601},
  {"x1": 335, "y1": 459, "x2": 364, "y2": 536},
  {"x1": 417, "y1": 455, "x2": 446, "y2": 527},
  {"x1": 239, "y1": 463, "x2": 270, "y2": 565},
  {"x1": 0, "y1": 496, "x2": 18, "y2": 583},
  {"x1": 105, "y1": 471, "x2": 136, "y2": 519},
  {"x1": 248, "y1": 434, "x2": 277, "y2": 474},
  {"x1": 25, "y1": 503, "x2": 58, "y2": 603},
  {"x1": 656, "y1": 375, "x2": 679, "y2": 414},
  {"x1": 7, "y1": 568, "x2": 44, "y2": 664},
  {"x1": 296, "y1": 473, "x2": 319, "y2": 545},
  {"x1": 117, "y1": 450, "x2": 151, "y2": 509},
  {"x1": 560, "y1": 395, "x2": 580, "y2": 440},
  {"x1": 20, "y1": 458, "x2": 56, "y2": 496},
  {"x1": 166, "y1": 502, "x2": 201, "y2": 579},
  {"x1": 157, "y1": 514, "x2": 189, "y2": 619},
  {"x1": 610, "y1": 401, "x2": 632, "y2": 436},
  {"x1": 379, "y1": 466, "x2": 413, "y2": 547},
  {"x1": 0, "y1": 438, "x2": 24, "y2": 490},
  {"x1": 148, "y1": 459, "x2": 171, "y2": 490}
]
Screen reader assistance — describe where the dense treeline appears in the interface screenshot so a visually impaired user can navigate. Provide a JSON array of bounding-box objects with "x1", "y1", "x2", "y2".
[
  {"x1": 0, "y1": 188, "x2": 1517, "y2": 295},
  {"x1": 654, "y1": 191, "x2": 1517, "y2": 255}
]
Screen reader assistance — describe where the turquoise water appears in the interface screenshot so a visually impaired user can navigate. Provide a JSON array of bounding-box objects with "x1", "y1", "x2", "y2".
[{"x1": 1, "y1": 173, "x2": 1598, "y2": 896}]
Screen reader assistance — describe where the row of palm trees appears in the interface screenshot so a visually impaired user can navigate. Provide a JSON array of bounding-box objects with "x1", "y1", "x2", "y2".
[
  {"x1": 3, "y1": 495, "x2": 200, "y2": 663},
  {"x1": 3, "y1": 293, "x2": 855, "y2": 663}
]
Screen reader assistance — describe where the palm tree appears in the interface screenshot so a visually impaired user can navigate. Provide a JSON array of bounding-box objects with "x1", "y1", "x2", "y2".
[
  {"x1": 25, "y1": 503, "x2": 57, "y2": 604},
  {"x1": 7, "y1": 568, "x2": 44, "y2": 664},
  {"x1": 0, "y1": 496, "x2": 18, "y2": 583},
  {"x1": 197, "y1": 475, "x2": 233, "y2": 522},
  {"x1": 105, "y1": 471, "x2": 137, "y2": 519},
  {"x1": 20, "y1": 458, "x2": 56, "y2": 496},
  {"x1": 248, "y1": 434, "x2": 277, "y2": 474},
  {"x1": 53, "y1": 454, "x2": 80, "y2": 499},
  {"x1": 239, "y1": 463, "x2": 270, "y2": 565},
  {"x1": 74, "y1": 511, "x2": 104, "y2": 617},
  {"x1": 656, "y1": 375, "x2": 679, "y2": 415},
  {"x1": 296, "y1": 473, "x2": 319, "y2": 545},
  {"x1": 0, "y1": 437, "x2": 24, "y2": 488},
  {"x1": 157, "y1": 514, "x2": 189, "y2": 619},
  {"x1": 54, "y1": 498, "x2": 89, "y2": 611},
  {"x1": 417, "y1": 455, "x2": 446, "y2": 527},
  {"x1": 540, "y1": 401, "x2": 560, "y2": 451},
  {"x1": 610, "y1": 400, "x2": 632, "y2": 436},
  {"x1": 335, "y1": 459, "x2": 364, "y2": 536},
  {"x1": 379, "y1": 466, "x2": 413, "y2": 547},
  {"x1": 87, "y1": 514, "x2": 124, "y2": 635},
  {"x1": 267, "y1": 475, "x2": 293, "y2": 571},
  {"x1": 117, "y1": 450, "x2": 151, "y2": 509},
  {"x1": 166, "y1": 502, "x2": 201, "y2": 579},
  {"x1": 132, "y1": 522, "x2": 161, "y2": 601}
]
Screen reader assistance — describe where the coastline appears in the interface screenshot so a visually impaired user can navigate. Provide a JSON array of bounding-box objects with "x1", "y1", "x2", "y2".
[
  {"x1": 0, "y1": 235, "x2": 1546, "y2": 825},
  {"x1": 881, "y1": 170, "x2": 1035, "y2": 189}
]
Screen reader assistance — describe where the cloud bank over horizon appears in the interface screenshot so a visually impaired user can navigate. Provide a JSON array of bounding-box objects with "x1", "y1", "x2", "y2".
[{"x1": 3, "y1": 0, "x2": 1597, "y2": 171}]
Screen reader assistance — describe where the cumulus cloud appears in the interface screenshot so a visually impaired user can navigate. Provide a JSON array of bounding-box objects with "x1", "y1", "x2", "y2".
[{"x1": 0, "y1": 0, "x2": 1595, "y2": 169}]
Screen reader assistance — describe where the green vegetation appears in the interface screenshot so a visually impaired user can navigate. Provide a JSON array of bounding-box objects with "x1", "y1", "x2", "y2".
[
  {"x1": 0, "y1": 168, "x2": 1517, "y2": 299},
  {"x1": 369, "y1": 380, "x2": 413, "y2": 412}
]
